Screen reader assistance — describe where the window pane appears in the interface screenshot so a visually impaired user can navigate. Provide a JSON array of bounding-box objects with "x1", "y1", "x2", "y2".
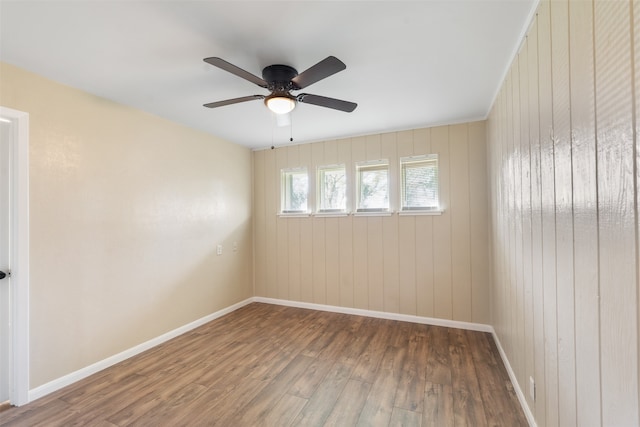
[
  {"x1": 357, "y1": 162, "x2": 389, "y2": 210},
  {"x1": 281, "y1": 169, "x2": 308, "y2": 212},
  {"x1": 401, "y1": 156, "x2": 439, "y2": 210},
  {"x1": 318, "y1": 165, "x2": 346, "y2": 211}
]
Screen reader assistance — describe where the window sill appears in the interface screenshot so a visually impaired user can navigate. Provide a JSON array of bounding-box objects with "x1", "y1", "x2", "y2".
[
  {"x1": 314, "y1": 212, "x2": 349, "y2": 218},
  {"x1": 277, "y1": 212, "x2": 311, "y2": 218},
  {"x1": 353, "y1": 211, "x2": 393, "y2": 217},
  {"x1": 398, "y1": 209, "x2": 444, "y2": 216}
]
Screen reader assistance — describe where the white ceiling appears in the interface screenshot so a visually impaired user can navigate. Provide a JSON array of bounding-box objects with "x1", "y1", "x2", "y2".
[{"x1": 0, "y1": 1, "x2": 536, "y2": 149}]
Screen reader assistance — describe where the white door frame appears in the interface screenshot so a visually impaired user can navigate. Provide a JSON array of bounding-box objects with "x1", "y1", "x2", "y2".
[{"x1": 0, "y1": 106, "x2": 29, "y2": 406}]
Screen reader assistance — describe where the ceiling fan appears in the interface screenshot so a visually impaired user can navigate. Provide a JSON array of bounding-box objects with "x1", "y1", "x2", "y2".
[{"x1": 203, "y1": 56, "x2": 357, "y2": 115}]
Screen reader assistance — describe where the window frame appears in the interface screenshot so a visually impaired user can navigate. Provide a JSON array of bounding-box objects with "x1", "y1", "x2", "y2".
[
  {"x1": 280, "y1": 167, "x2": 309, "y2": 214},
  {"x1": 316, "y1": 163, "x2": 347, "y2": 214},
  {"x1": 399, "y1": 154, "x2": 440, "y2": 213},
  {"x1": 355, "y1": 159, "x2": 390, "y2": 213}
]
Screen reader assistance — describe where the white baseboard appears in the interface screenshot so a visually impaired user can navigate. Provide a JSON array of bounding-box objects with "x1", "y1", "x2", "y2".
[
  {"x1": 28, "y1": 298, "x2": 254, "y2": 403},
  {"x1": 490, "y1": 330, "x2": 537, "y2": 427},
  {"x1": 252, "y1": 296, "x2": 493, "y2": 332}
]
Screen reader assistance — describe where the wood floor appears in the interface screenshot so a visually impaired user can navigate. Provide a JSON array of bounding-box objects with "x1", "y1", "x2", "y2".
[{"x1": 0, "y1": 303, "x2": 527, "y2": 426}]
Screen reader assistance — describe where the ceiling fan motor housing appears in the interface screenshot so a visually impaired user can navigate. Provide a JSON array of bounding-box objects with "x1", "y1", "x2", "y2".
[{"x1": 262, "y1": 64, "x2": 299, "y2": 93}]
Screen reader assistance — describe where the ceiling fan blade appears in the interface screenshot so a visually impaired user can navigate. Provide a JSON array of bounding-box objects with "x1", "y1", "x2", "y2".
[
  {"x1": 203, "y1": 95, "x2": 265, "y2": 108},
  {"x1": 291, "y1": 56, "x2": 346, "y2": 89},
  {"x1": 297, "y1": 93, "x2": 357, "y2": 113},
  {"x1": 204, "y1": 57, "x2": 268, "y2": 88}
]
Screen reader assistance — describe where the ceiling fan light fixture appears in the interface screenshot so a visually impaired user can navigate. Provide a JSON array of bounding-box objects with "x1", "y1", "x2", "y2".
[{"x1": 265, "y1": 95, "x2": 296, "y2": 114}]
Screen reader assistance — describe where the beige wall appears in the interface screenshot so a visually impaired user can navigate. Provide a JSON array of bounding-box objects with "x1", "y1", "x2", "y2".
[
  {"x1": 253, "y1": 122, "x2": 490, "y2": 323},
  {"x1": 487, "y1": 1, "x2": 639, "y2": 426},
  {"x1": 0, "y1": 62, "x2": 253, "y2": 388}
]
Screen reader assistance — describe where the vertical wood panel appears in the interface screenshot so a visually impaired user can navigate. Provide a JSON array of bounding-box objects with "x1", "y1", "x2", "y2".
[
  {"x1": 338, "y1": 140, "x2": 354, "y2": 307},
  {"x1": 287, "y1": 146, "x2": 302, "y2": 302},
  {"x1": 368, "y1": 216, "x2": 384, "y2": 311},
  {"x1": 298, "y1": 143, "x2": 314, "y2": 303},
  {"x1": 325, "y1": 217, "x2": 340, "y2": 306},
  {"x1": 351, "y1": 137, "x2": 369, "y2": 310},
  {"x1": 397, "y1": 131, "x2": 417, "y2": 315},
  {"x1": 468, "y1": 122, "x2": 489, "y2": 324},
  {"x1": 634, "y1": 2, "x2": 640, "y2": 420},
  {"x1": 253, "y1": 149, "x2": 267, "y2": 296},
  {"x1": 254, "y1": 125, "x2": 490, "y2": 330},
  {"x1": 311, "y1": 143, "x2": 326, "y2": 304},
  {"x1": 527, "y1": 17, "x2": 547, "y2": 424},
  {"x1": 518, "y1": 41, "x2": 535, "y2": 411},
  {"x1": 323, "y1": 141, "x2": 341, "y2": 306},
  {"x1": 538, "y1": 3, "x2": 560, "y2": 426},
  {"x1": 365, "y1": 134, "x2": 384, "y2": 311},
  {"x1": 450, "y1": 124, "x2": 472, "y2": 322},
  {"x1": 382, "y1": 133, "x2": 399, "y2": 313},
  {"x1": 276, "y1": 148, "x2": 290, "y2": 300},
  {"x1": 551, "y1": 2, "x2": 577, "y2": 425},
  {"x1": 594, "y1": 1, "x2": 639, "y2": 425},
  {"x1": 569, "y1": 1, "x2": 600, "y2": 424},
  {"x1": 432, "y1": 126, "x2": 453, "y2": 319},
  {"x1": 264, "y1": 148, "x2": 278, "y2": 298},
  {"x1": 512, "y1": 56, "x2": 526, "y2": 388},
  {"x1": 414, "y1": 128, "x2": 435, "y2": 318}
]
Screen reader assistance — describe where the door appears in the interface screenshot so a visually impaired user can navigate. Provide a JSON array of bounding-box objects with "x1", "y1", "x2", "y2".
[{"x1": 0, "y1": 118, "x2": 11, "y2": 403}]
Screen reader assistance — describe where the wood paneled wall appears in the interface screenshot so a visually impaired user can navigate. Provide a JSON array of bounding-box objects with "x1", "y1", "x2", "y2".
[
  {"x1": 253, "y1": 122, "x2": 490, "y2": 324},
  {"x1": 487, "y1": 1, "x2": 640, "y2": 425}
]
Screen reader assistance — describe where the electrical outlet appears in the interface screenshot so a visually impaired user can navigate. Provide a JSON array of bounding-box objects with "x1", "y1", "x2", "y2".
[
  {"x1": 529, "y1": 376, "x2": 536, "y2": 401},
  {"x1": 217, "y1": 244, "x2": 223, "y2": 255}
]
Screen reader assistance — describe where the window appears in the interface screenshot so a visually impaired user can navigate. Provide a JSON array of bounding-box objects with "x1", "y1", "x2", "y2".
[
  {"x1": 317, "y1": 164, "x2": 346, "y2": 212},
  {"x1": 281, "y1": 168, "x2": 308, "y2": 213},
  {"x1": 356, "y1": 160, "x2": 389, "y2": 212},
  {"x1": 400, "y1": 154, "x2": 439, "y2": 211}
]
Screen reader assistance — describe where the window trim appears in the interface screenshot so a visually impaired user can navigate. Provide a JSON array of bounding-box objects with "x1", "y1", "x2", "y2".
[
  {"x1": 355, "y1": 159, "x2": 390, "y2": 212},
  {"x1": 399, "y1": 154, "x2": 440, "y2": 212},
  {"x1": 280, "y1": 167, "x2": 309, "y2": 215},
  {"x1": 316, "y1": 163, "x2": 347, "y2": 214}
]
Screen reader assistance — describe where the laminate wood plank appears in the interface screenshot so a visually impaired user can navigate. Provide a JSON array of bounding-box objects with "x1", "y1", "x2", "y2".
[
  {"x1": 288, "y1": 358, "x2": 334, "y2": 399},
  {"x1": 356, "y1": 345, "x2": 406, "y2": 427},
  {"x1": 448, "y1": 329, "x2": 487, "y2": 427},
  {"x1": 351, "y1": 319, "x2": 394, "y2": 383},
  {"x1": 389, "y1": 407, "x2": 422, "y2": 427},
  {"x1": 423, "y1": 382, "x2": 454, "y2": 427},
  {"x1": 1, "y1": 304, "x2": 526, "y2": 427},
  {"x1": 260, "y1": 393, "x2": 308, "y2": 427},
  {"x1": 425, "y1": 325, "x2": 452, "y2": 385},
  {"x1": 394, "y1": 332, "x2": 427, "y2": 412},
  {"x1": 323, "y1": 379, "x2": 371, "y2": 427},
  {"x1": 466, "y1": 331, "x2": 527, "y2": 427},
  {"x1": 292, "y1": 362, "x2": 352, "y2": 426},
  {"x1": 237, "y1": 354, "x2": 315, "y2": 424}
]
